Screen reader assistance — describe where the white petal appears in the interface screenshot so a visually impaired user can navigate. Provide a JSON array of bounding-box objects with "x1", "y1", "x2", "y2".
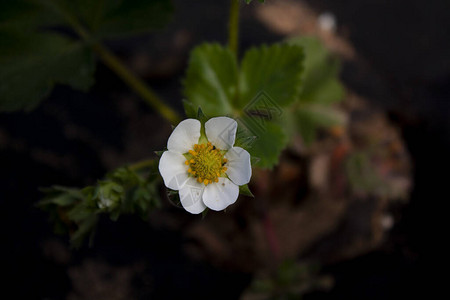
[
  {"x1": 225, "y1": 147, "x2": 252, "y2": 186},
  {"x1": 205, "y1": 117, "x2": 237, "y2": 150},
  {"x1": 167, "y1": 119, "x2": 201, "y2": 153},
  {"x1": 202, "y1": 177, "x2": 239, "y2": 211},
  {"x1": 178, "y1": 177, "x2": 207, "y2": 214},
  {"x1": 158, "y1": 151, "x2": 189, "y2": 190}
]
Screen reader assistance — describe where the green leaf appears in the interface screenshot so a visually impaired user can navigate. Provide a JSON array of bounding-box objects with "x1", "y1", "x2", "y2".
[
  {"x1": 38, "y1": 186, "x2": 84, "y2": 207},
  {"x1": 295, "y1": 103, "x2": 346, "y2": 145},
  {"x1": 238, "y1": 118, "x2": 288, "y2": 168},
  {"x1": 183, "y1": 43, "x2": 238, "y2": 117},
  {"x1": 239, "y1": 184, "x2": 254, "y2": 197},
  {"x1": 183, "y1": 42, "x2": 304, "y2": 169},
  {"x1": 288, "y1": 36, "x2": 344, "y2": 105},
  {"x1": 0, "y1": 31, "x2": 95, "y2": 112},
  {"x1": 70, "y1": 214, "x2": 99, "y2": 249},
  {"x1": 239, "y1": 44, "x2": 304, "y2": 109}
]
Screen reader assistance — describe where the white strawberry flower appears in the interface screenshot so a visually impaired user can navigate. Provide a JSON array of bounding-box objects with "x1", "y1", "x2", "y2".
[{"x1": 158, "y1": 117, "x2": 252, "y2": 214}]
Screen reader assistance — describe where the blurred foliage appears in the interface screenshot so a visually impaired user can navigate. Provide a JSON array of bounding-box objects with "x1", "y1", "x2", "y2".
[
  {"x1": 246, "y1": 260, "x2": 332, "y2": 300},
  {"x1": 287, "y1": 37, "x2": 345, "y2": 145},
  {"x1": 0, "y1": 31, "x2": 95, "y2": 111},
  {"x1": 345, "y1": 150, "x2": 404, "y2": 199},
  {"x1": 183, "y1": 37, "x2": 344, "y2": 168},
  {"x1": 244, "y1": 0, "x2": 265, "y2": 4},
  {"x1": 0, "y1": 0, "x2": 173, "y2": 112},
  {"x1": 38, "y1": 163, "x2": 161, "y2": 247}
]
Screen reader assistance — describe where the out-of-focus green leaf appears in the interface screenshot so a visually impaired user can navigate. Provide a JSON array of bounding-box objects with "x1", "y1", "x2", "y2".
[
  {"x1": 280, "y1": 37, "x2": 346, "y2": 146},
  {"x1": 70, "y1": 214, "x2": 99, "y2": 248},
  {"x1": 183, "y1": 43, "x2": 238, "y2": 117},
  {"x1": 288, "y1": 36, "x2": 344, "y2": 105},
  {"x1": 239, "y1": 44, "x2": 304, "y2": 109},
  {"x1": 0, "y1": 31, "x2": 95, "y2": 112},
  {"x1": 345, "y1": 151, "x2": 386, "y2": 196},
  {"x1": 295, "y1": 103, "x2": 346, "y2": 145},
  {"x1": 38, "y1": 186, "x2": 84, "y2": 206}
]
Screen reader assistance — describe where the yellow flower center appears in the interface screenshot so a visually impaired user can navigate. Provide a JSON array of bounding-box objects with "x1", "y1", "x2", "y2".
[{"x1": 185, "y1": 142, "x2": 228, "y2": 186}]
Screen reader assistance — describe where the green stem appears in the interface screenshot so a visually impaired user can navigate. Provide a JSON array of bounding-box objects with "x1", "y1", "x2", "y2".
[
  {"x1": 228, "y1": 0, "x2": 240, "y2": 56},
  {"x1": 128, "y1": 159, "x2": 156, "y2": 171},
  {"x1": 90, "y1": 43, "x2": 181, "y2": 124},
  {"x1": 47, "y1": 0, "x2": 182, "y2": 125}
]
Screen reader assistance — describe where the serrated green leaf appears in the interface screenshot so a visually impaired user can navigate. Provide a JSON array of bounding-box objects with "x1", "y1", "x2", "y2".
[
  {"x1": 0, "y1": 31, "x2": 95, "y2": 112},
  {"x1": 239, "y1": 184, "x2": 254, "y2": 197},
  {"x1": 183, "y1": 43, "x2": 238, "y2": 117},
  {"x1": 239, "y1": 118, "x2": 288, "y2": 168},
  {"x1": 183, "y1": 42, "x2": 304, "y2": 169},
  {"x1": 239, "y1": 44, "x2": 304, "y2": 109}
]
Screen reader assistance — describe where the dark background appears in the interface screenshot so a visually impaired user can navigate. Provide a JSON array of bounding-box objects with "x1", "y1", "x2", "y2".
[{"x1": 1, "y1": 0, "x2": 448, "y2": 298}]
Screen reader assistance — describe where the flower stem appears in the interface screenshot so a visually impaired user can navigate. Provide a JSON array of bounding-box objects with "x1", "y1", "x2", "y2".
[
  {"x1": 228, "y1": 0, "x2": 241, "y2": 56},
  {"x1": 47, "y1": 0, "x2": 182, "y2": 125},
  {"x1": 128, "y1": 159, "x2": 156, "y2": 171},
  {"x1": 90, "y1": 43, "x2": 182, "y2": 125}
]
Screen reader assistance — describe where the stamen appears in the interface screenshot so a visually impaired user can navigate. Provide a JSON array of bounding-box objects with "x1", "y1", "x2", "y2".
[{"x1": 186, "y1": 142, "x2": 228, "y2": 186}]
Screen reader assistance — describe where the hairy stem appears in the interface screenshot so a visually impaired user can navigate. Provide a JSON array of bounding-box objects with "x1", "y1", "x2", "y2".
[
  {"x1": 228, "y1": 0, "x2": 241, "y2": 56},
  {"x1": 48, "y1": 0, "x2": 182, "y2": 125},
  {"x1": 91, "y1": 43, "x2": 181, "y2": 124}
]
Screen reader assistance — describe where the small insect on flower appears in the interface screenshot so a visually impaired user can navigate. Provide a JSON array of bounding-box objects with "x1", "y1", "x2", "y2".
[{"x1": 158, "y1": 117, "x2": 252, "y2": 214}]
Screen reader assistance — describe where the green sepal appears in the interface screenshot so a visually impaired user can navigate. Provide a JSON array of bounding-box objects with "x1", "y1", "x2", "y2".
[
  {"x1": 154, "y1": 150, "x2": 165, "y2": 157},
  {"x1": 196, "y1": 107, "x2": 208, "y2": 123},
  {"x1": 239, "y1": 184, "x2": 254, "y2": 197},
  {"x1": 201, "y1": 208, "x2": 209, "y2": 219}
]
